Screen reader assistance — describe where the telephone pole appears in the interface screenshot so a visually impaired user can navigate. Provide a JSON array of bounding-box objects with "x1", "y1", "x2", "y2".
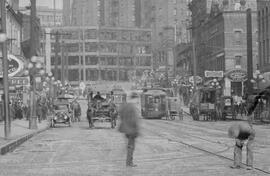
[
  {"x1": 45, "y1": 32, "x2": 70, "y2": 83},
  {"x1": 54, "y1": 31, "x2": 60, "y2": 81},
  {"x1": 246, "y1": 8, "x2": 253, "y2": 95},
  {"x1": 29, "y1": 0, "x2": 38, "y2": 129},
  {"x1": 1, "y1": 0, "x2": 11, "y2": 138}
]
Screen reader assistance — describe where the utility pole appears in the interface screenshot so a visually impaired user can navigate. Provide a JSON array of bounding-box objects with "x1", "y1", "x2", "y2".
[
  {"x1": 192, "y1": 38, "x2": 197, "y2": 91},
  {"x1": 1, "y1": 0, "x2": 11, "y2": 138},
  {"x1": 45, "y1": 31, "x2": 70, "y2": 82},
  {"x1": 61, "y1": 40, "x2": 65, "y2": 85},
  {"x1": 55, "y1": 31, "x2": 60, "y2": 81},
  {"x1": 29, "y1": 0, "x2": 38, "y2": 129},
  {"x1": 246, "y1": 8, "x2": 253, "y2": 95}
]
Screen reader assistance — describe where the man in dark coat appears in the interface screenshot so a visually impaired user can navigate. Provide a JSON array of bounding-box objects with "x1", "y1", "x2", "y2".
[
  {"x1": 118, "y1": 92, "x2": 140, "y2": 167},
  {"x1": 86, "y1": 103, "x2": 94, "y2": 128}
]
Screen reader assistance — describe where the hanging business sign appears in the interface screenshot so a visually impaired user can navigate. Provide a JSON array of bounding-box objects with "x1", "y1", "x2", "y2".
[
  {"x1": 9, "y1": 77, "x2": 30, "y2": 87},
  {"x1": 205, "y1": 71, "x2": 224, "y2": 78},
  {"x1": 226, "y1": 69, "x2": 247, "y2": 82},
  {"x1": 0, "y1": 54, "x2": 24, "y2": 78}
]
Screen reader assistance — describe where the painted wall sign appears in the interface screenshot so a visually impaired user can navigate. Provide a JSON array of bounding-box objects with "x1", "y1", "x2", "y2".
[
  {"x1": 0, "y1": 54, "x2": 24, "y2": 77},
  {"x1": 205, "y1": 70, "x2": 224, "y2": 78},
  {"x1": 226, "y1": 69, "x2": 247, "y2": 82}
]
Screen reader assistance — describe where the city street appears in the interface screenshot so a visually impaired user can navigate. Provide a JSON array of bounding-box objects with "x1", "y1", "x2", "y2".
[{"x1": 0, "y1": 99, "x2": 269, "y2": 176}]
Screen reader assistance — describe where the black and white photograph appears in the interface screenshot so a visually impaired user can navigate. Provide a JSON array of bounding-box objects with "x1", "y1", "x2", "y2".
[{"x1": 0, "y1": 0, "x2": 270, "y2": 175}]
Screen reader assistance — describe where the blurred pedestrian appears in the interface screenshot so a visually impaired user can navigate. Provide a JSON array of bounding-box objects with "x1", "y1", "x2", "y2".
[
  {"x1": 118, "y1": 92, "x2": 140, "y2": 167},
  {"x1": 228, "y1": 122, "x2": 255, "y2": 170}
]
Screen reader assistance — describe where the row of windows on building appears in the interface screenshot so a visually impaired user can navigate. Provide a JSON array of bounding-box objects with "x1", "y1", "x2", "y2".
[
  {"x1": 48, "y1": 29, "x2": 151, "y2": 41},
  {"x1": 50, "y1": 43, "x2": 151, "y2": 54},
  {"x1": 52, "y1": 69, "x2": 144, "y2": 82},
  {"x1": 38, "y1": 14, "x2": 62, "y2": 24},
  {"x1": 51, "y1": 56, "x2": 152, "y2": 67}
]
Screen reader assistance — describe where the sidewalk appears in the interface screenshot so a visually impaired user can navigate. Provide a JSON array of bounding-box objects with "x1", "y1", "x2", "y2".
[{"x1": 0, "y1": 119, "x2": 50, "y2": 155}]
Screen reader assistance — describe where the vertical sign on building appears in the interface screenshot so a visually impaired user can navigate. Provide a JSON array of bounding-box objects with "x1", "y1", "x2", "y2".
[{"x1": 45, "y1": 28, "x2": 51, "y2": 74}]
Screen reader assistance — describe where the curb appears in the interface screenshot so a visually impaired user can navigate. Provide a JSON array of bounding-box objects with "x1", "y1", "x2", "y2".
[{"x1": 0, "y1": 123, "x2": 50, "y2": 155}]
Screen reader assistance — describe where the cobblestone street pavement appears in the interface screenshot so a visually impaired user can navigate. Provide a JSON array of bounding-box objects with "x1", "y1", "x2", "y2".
[{"x1": 0, "y1": 100, "x2": 269, "y2": 175}]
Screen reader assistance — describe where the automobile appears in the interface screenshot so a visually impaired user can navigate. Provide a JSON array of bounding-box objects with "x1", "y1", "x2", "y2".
[{"x1": 51, "y1": 100, "x2": 72, "y2": 127}]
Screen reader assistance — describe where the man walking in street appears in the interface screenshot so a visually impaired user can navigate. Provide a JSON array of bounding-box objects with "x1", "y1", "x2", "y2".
[{"x1": 118, "y1": 92, "x2": 140, "y2": 167}]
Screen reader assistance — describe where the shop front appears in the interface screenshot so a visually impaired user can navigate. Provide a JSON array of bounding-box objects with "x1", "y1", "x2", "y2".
[{"x1": 224, "y1": 69, "x2": 247, "y2": 97}]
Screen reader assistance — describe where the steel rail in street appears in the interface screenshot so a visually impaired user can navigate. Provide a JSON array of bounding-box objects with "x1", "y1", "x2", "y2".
[{"x1": 143, "y1": 120, "x2": 270, "y2": 175}]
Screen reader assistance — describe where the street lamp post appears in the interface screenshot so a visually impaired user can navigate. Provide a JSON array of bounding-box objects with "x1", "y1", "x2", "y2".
[
  {"x1": 1, "y1": 0, "x2": 11, "y2": 138},
  {"x1": 209, "y1": 79, "x2": 221, "y2": 89},
  {"x1": 250, "y1": 68, "x2": 265, "y2": 91},
  {"x1": 25, "y1": 56, "x2": 45, "y2": 129}
]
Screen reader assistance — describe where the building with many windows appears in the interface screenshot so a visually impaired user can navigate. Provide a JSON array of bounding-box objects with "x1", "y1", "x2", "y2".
[
  {"x1": 140, "y1": 0, "x2": 191, "y2": 76},
  {"x1": 63, "y1": 0, "x2": 141, "y2": 27},
  {"x1": 44, "y1": 26, "x2": 152, "y2": 86}
]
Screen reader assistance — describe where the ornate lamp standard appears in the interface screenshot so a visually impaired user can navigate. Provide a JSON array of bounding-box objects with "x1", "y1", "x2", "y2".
[
  {"x1": 24, "y1": 56, "x2": 45, "y2": 129},
  {"x1": 250, "y1": 68, "x2": 265, "y2": 91},
  {"x1": 209, "y1": 78, "x2": 221, "y2": 89},
  {"x1": 45, "y1": 72, "x2": 54, "y2": 99}
]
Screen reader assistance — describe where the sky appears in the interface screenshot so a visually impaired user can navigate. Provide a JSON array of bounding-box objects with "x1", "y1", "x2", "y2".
[{"x1": 19, "y1": 0, "x2": 63, "y2": 9}]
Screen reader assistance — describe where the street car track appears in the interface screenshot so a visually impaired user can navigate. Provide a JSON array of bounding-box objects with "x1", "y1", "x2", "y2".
[{"x1": 143, "y1": 120, "x2": 270, "y2": 175}]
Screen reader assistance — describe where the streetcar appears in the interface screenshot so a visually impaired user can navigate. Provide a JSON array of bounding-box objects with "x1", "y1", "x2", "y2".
[
  {"x1": 110, "y1": 87, "x2": 127, "y2": 109},
  {"x1": 140, "y1": 88, "x2": 167, "y2": 119}
]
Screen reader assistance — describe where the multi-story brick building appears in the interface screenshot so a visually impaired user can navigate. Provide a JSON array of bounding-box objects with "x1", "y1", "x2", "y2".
[
  {"x1": 44, "y1": 26, "x2": 152, "y2": 86},
  {"x1": 189, "y1": 0, "x2": 258, "y2": 96}
]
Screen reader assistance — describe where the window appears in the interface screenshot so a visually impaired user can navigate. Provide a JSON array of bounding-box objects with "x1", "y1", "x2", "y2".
[
  {"x1": 234, "y1": 30, "x2": 242, "y2": 45},
  {"x1": 68, "y1": 56, "x2": 79, "y2": 65},
  {"x1": 68, "y1": 69, "x2": 79, "y2": 81},
  {"x1": 85, "y1": 56, "x2": 98, "y2": 65},
  {"x1": 235, "y1": 55, "x2": 241, "y2": 66}
]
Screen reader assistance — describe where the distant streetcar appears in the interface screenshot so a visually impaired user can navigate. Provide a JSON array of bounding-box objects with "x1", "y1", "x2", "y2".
[{"x1": 140, "y1": 88, "x2": 167, "y2": 119}]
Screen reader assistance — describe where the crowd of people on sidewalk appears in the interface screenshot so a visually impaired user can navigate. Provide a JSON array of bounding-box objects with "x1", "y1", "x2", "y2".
[{"x1": 0, "y1": 96, "x2": 53, "y2": 122}]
